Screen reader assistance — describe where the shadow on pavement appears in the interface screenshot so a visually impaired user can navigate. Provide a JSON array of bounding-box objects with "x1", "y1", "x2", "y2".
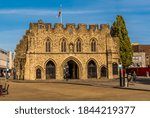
[{"x1": 136, "y1": 78, "x2": 150, "y2": 85}]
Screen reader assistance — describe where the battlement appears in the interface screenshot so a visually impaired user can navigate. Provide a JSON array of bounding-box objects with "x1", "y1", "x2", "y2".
[{"x1": 29, "y1": 20, "x2": 110, "y2": 32}]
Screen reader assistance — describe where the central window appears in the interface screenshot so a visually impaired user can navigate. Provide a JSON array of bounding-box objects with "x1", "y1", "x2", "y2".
[
  {"x1": 61, "y1": 39, "x2": 67, "y2": 52},
  {"x1": 76, "y1": 39, "x2": 81, "y2": 52},
  {"x1": 46, "y1": 39, "x2": 51, "y2": 52}
]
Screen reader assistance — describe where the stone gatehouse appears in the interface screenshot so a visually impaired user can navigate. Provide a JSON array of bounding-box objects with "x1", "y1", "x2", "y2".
[{"x1": 14, "y1": 20, "x2": 119, "y2": 80}]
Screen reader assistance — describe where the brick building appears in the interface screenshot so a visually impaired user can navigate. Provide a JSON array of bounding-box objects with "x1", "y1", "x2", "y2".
[{"x1": 132, "y1": 43, "x2": 150, "y2": 67}]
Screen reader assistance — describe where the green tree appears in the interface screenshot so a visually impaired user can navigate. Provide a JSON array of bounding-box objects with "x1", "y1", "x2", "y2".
[{"x1": 111, "y1": 15, "x2": 133, "y2": 68}]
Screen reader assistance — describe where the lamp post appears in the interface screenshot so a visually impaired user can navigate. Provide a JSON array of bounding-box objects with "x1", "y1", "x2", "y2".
[
  {"x1": 6, "y1": 56, "x2": 9, "y2": 80},
  {"x1": 105, "y1": 37, "x2": 109, "y2": 79},
  {"x1": 119, "y1": 63, "x2": 123, "y2": 87}
]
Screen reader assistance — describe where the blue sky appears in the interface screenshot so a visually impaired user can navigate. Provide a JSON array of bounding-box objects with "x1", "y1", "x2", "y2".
[{"x1": 0, "y1": 0, "x2": 150, "y2": 52}]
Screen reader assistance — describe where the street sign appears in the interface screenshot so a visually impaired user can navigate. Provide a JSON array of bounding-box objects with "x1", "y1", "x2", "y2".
[{"x1": 118, "y1": 64, "x2": 122, "y2": 69}]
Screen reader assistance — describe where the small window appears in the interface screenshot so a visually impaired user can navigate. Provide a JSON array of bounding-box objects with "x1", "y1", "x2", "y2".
[
  {"x1": 61, "y1": 39, "x2": 67, "y2": 52},
  {"x1": 91, "y1": 39, "x2": 96, "y2": 52},
  {"x1": 76, "y1": 39, "x2": 81, "y2": 52},
  {"x1": 46, "y1": 39, "x2": 51, "y2": 52}
]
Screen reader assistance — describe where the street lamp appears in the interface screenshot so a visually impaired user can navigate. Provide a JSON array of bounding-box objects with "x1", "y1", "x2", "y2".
[
  {"x1": 119, "y1": 63, "x2": 123, "y2": 87},
  {"x1": 6, "y1": 56, "x2": 9, "y2": 80}
]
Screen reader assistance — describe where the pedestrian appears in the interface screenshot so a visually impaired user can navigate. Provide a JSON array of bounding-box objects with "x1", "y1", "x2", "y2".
[
  {"x1": 133, "y1": 71, "x2": 137, "y2": 81},
  {"x1": 65, "y1": 70, "x2": 69, "y2": 81},
  {"x1": 130, "y1": 70, "x2": 134, "y2": 82},
  {"x1": 146, "y1": 71, "x2": 149, "y2": 78}
]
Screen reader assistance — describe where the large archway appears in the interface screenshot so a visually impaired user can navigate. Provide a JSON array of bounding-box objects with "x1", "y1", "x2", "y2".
[
  {"x1": 46, "y1": 61, "x2": 56, "y2": 79},
  {"x1": 64, "y1": 60, "x2": 79, "y2": 79}
]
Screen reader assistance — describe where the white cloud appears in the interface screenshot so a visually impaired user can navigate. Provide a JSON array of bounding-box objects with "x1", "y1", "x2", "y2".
[{"x1": 0, "y1": 9, "x2": 117, "y2": 16}]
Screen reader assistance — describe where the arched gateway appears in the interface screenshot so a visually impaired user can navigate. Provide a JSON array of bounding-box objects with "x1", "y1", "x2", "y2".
[{"x1": 62, "y1": 57, "x2": 82, "y2": 80}]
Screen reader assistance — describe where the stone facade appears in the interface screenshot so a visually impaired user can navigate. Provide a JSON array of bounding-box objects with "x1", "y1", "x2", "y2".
[{"x1": 14, "y1": 20, "x2": 119, "y2": 80}]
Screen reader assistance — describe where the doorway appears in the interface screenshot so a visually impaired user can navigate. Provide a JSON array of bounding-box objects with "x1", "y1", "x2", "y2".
[{"x1": 64, "y1": 60, "x2": 79, "y2": 79}]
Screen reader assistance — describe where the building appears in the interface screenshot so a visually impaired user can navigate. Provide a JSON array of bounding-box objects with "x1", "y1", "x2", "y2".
[
  {"x1": 0, "y1": 48, "x2": 14, "y2": 76},
  {"x1": 132, "y1": 43, "x2": 150, "y2": 67},
  {"x1": 131, "y1": 52, "x2": 146, "y2": 67},
  {"x1": 14, "y1": 20, "x2": 120, "y2": 80}
]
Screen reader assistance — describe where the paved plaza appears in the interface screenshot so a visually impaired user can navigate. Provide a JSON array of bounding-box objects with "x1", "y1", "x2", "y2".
[{"x1": 0, "y1": 77, "x2": 150, "y2": 101}]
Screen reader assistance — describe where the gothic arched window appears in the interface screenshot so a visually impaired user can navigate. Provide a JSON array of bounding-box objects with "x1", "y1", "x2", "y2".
[
  {"x1": 46, "y1": 61, "x2": 56, "y2": 79},
  {"x1": 36, "y1": 68, "x2": 41, "y2": 79},
  {"x1": 91, "y1": 39, "x2": 96, "y2": 52},
  {"x1": 46, "y1": 39, "x2": 51, "y2": 52},
  {"x1": 88, "y1": 60, "x2": 97, "y2": 78},
  {"x1": 76, "y1": 39, "x2": 81, "y2": 52},
  {"x1": 61, "y1": 39, "x2": 67, "y2": 52}
]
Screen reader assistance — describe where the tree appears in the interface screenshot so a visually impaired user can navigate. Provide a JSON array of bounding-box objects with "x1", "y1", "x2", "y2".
[{"x1": 111, "y1": 15, "x2": 133, "y2": 68}]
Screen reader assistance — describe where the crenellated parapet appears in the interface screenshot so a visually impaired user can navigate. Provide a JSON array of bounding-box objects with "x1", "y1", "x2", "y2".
[
  {"x1": 100, "y1": 24, "x2": 110, "y2": 33},
  {"x1": 89, "y1": 24, "x2": 99, "y2": 31},
  {"x1": 28, "y1": 20, "x2": 111, "y2": 34},
  {"x1": 66, "y1": 23, "x2": 76, "y2": 29},
  {"x1": 54, "y1": 23, "x2": 64, "y2": 29}
]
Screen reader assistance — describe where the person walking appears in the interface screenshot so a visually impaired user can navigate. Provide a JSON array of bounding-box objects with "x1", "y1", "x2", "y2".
[{"x1": 133, "y1": 71, "x2": 137, "y2": 81}]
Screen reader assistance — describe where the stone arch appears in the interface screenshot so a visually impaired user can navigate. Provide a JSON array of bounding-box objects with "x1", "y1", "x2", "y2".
[
  {"x1": 61, "y1": 56, "x2": 83, "y2": 79},
  {"x1": 100, "y1": 65, "x2": 107, "y2": 78},
  {"x1": 45, "y1": 59, "x2": 56, "y2": 79},
  {"x1": 87, "y1": 59, "x2": 98, "y2": 78},
  {"x1": 90, "y1": 37, "x2": 98, "y2": 43},
  {"x1": 86, "y1": 58, "x2": 99, "y2": 69},
  {"x1": 35, "y1": 65, "x2": 44, "y2": 79}
]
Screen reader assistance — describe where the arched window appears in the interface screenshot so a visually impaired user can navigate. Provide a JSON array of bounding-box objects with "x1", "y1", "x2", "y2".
[
  {"x1": 91, "y1": 39, "x2": 96, "y2": 52},
  {"x1": 36, "y1": 68, "x2": 41, "y2": 79},
  {"x1": 46, "y1": 39, "x2": 51, "y2": 52},
  {"x1": 76, "y1": 39, "x2": 81, "y2": 52},
  {"x1": 46, "y1": 61, "x2": 56, "y2": 79},
  {"x1": 101, "y1": 66, "x2": 107, "y2": 77},
  {"x1": 61, "y1": 39, "x2": 67, "y2": 52},
  {"x1": 88, "y1": 60, "x2": 97, "y2": 78},
  {"x1": 112, "y1": 63, "x2": 118, "y2": 75}
]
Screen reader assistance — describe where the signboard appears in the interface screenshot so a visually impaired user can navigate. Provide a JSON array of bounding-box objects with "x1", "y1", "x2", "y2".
[{"x1": 118, "y1": 64, "x2": 122, "y2": 69}]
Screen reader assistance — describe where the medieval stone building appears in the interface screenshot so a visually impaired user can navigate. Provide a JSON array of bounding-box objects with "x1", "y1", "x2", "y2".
[{"x1": 14, "y1": 20, "x2": 119, "y2": 80}]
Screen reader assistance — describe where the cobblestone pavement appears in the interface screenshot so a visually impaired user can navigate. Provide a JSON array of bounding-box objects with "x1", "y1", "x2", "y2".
[{"x1": 0, "y1": 77, "x2": 150, "y2": 101}]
